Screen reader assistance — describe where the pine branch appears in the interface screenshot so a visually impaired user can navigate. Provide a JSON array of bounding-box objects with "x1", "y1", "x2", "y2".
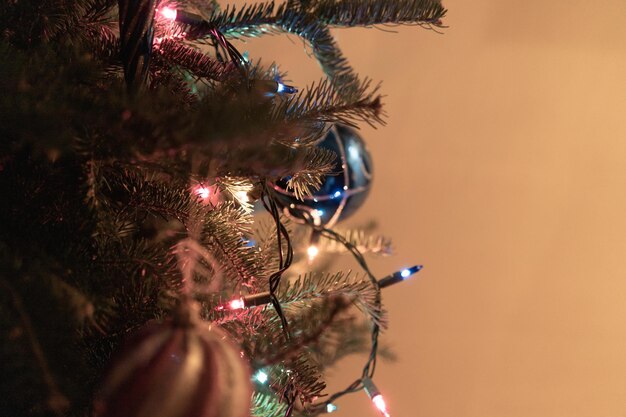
[
  {"x1": 99, "y1": 167, "x2": 268, "y2": 289},
  {"x1": 272, "y1": 294, "x2": 353, "y2": 363},
  {"x1": 80, "y1": 0, "x2": 118, "y2": 58},
  {"x1": 187, "y1": 0, "x2": 221, "y2": 16},
  {"x1": 0, "y1": 0, "x2": 86, "y2": 47},
  {"x1": 154, "y1": 39, "x2": 236, "y2": 82},
  {"x1": 309, "y1": 0, "x2": 447, "y2": 27},
  {"x1": 275, "y1": 77, "x2": 385, "y2": 129},
  {"x1": 187, "y1": 2, "x2": 360, "y2": 95},
  {"x1": 249, "y1": 215, "x2": 294, "y2": 276},
  {"x1": 216, "y1": 176, "x2": 255, "y2": 213},
  {"x1": 278, "y1": 271, "x2": 387, "y2": 328},
  {"x1": 189, "y1": 0, "x2": 444, "y2": 95},
  {"x1": 282, "y1": 146, "x2": 337, "y2": 199},
  {"x1": 0, "y1": 279, "x2": 69, "y2": 416},
  {"x1": 318, "y1": 227, "x2": 393, "y2": 255},
  {"x1": 251, "y1": 392, "x2": 289, "y2": 417},
  {"x1": 211, "y1": 144, "x2": 336, "y2": 188},
  {"x1": 83, "y1": 23, "x2": 120, "y2": 66},
  {"x1": 218, "y1": 294, "x2": 352, "y2": 365},
  {"x1": 308, "y1": 316, "x2": 371, "y2": 366},
  {"x1": 186, "y1": 2, "x2": 282, "y2": 39},
  {"x1": 99, "y1": 166, "x2": 197, "y2": 223},
  {"x1": 201, "y1": 203, "x2": 267, "y2": 288},
  {"x1": 281, "y1": 353, "x2": 327, "y2": 404},
  {"x1": 201, "y1": 0, "x2": 445, "y2": 34},
  {"x1": 279, "y1": 18, "x2": 360, "y2": 97}
]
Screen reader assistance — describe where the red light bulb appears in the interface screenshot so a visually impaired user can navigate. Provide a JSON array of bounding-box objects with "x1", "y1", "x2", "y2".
[
  {"x1": 363, "y1": 377, "x2": 390, "y2": 417},
  {"x1": 228, "y1": 298, "x2": 245, "y2": 310}
]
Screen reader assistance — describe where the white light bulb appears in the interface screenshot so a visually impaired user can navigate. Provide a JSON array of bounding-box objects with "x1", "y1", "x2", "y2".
[
  {"x1": 254, "y1": 370, "x2": 269, "y2": 384},
  {"x1": 159, "y1": 6, "x2": 177, "y2": 21},
  {"x1": 372, "y1": 395, "x2": 390, "y2": 417},
  {"x1": 326, "y1": 403, "x2": 338, "y2": 413},
  {"x1": 307, "y1": 245, "x2": 319, "y2": 261},
  {"x1": 400, "y1": 269, "x2": 411, "y2": 278}
]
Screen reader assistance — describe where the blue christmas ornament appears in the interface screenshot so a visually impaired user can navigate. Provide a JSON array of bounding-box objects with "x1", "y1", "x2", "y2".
[{"x1": 273, "y1": 124, "x2": 373, "y2": 228}]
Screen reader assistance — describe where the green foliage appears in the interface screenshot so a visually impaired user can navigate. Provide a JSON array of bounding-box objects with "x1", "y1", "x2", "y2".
[
  {"x1": 319, "y1": 224, "x2": 393, "y2": 255},
  {"x1": 279, "y1": 271, "x2": 387, "y2": 327},
  {"x1": 252, "y1": 393, "x2": 289, "y2": 417}
]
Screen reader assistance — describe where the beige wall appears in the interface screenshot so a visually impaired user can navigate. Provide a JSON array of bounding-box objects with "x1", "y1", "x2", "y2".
[{"x1": 232, "y1": 1, "x2": 626, "y2": 416}]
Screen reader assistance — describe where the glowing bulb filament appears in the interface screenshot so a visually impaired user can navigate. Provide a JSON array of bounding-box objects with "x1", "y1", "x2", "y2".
[
  {"x1": 195, "y1": 186, "x2": 210, "y2": 199},
  {"x1": 158, "y1": 6, "x2": 177, "y2": 21},
  {"x1": 254, "y1": 370, "x2": 269, "y2": 384},
  {"x1": 372, "y1": 395, "x2": 390, "y2": 417},
  {"x1": 363, "y1": 377, "x2": 390, "y2": 417},
  {"x1": 228, "y1": 298, "x2": 245, "y2": 310},
  {"x1": 307, "y1": 245, "x2": 319, "y2": 261}
]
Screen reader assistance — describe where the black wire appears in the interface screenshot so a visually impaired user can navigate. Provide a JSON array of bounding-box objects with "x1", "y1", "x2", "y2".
[
  {"x1": 255, "y1": 192, "x2": 383, "y2": 415},
  {"x1": 306, "y1": 225, "x2": 383, "y2": 414},
  {"x1": 261, "y1": 183, "x2": 293, "y2": 341}
]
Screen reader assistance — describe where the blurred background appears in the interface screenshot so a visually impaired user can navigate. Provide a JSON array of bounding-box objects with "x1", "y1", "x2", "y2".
[{"x1": 233, "y1": 1, "x2": 626, "y2": 416}]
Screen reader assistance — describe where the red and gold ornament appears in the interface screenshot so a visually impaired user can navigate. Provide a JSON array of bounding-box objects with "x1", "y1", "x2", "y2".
[{"x1": 94, "y1": 305, "x2": 252, "y2": 417}]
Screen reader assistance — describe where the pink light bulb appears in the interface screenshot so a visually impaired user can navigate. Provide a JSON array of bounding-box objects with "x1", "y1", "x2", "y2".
[
  {"x1": 228, "y1": 298, "x2": 245, "y2": 310},
  {"x1": 372, "y1": 395, "x2": 390, "y2": 417},
  {"x1": 195, "y1": 186, "x2": 210, "y2": 199},
  {"x1": 158, "y1": 6, "x2": 177, "y2": 21}
]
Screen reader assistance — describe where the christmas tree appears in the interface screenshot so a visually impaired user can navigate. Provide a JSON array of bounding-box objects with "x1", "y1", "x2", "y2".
[{"x1": 0, "y1": 1, "x2": 445, "y2": 416}]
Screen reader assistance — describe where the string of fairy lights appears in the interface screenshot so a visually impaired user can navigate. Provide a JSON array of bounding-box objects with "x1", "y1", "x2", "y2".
[
  {"x1": 223, "y1": 223, "x2": 421, "y2": 417},
  {"x1": 157, "y1": 6, "x2": 423, "y2": 417}
]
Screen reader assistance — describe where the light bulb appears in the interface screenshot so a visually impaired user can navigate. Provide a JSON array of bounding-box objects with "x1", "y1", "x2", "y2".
[
  {"x1": 254, "y1": 370, "x2": 269, "y2": 384},
  {"x1": 158, "y1": 6, "x2": 177, "y2": 21},
  {"x1": 195, "y1": 186, "x2": 210, "y2": 199},
  {"x1": 371, "y1": 395, "x2": 390, "y2": 417},
  {"x1": 326, "y1": 403, "x2": 338, "y2": 413},
  {"x1": 307, "y1": 245, "x2": 319, "y2": 261},
  {"x1": 377, "y1": 265, "x2": 422, "y2": 289},
  {"x1": 363, "y1": 377, "x2": 390, "y2": 417},
  {"x1": 228, "y1": 298, "x2": 245, "y2": 310}
]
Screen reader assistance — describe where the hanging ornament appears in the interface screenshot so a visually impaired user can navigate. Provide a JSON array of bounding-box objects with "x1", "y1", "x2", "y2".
[
  {"x1": 273, "y1": 124, "x2": 373, "y2": 228},
  {"x1": 94, "y1": 305, "x2": 251, "y2": 417}
]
